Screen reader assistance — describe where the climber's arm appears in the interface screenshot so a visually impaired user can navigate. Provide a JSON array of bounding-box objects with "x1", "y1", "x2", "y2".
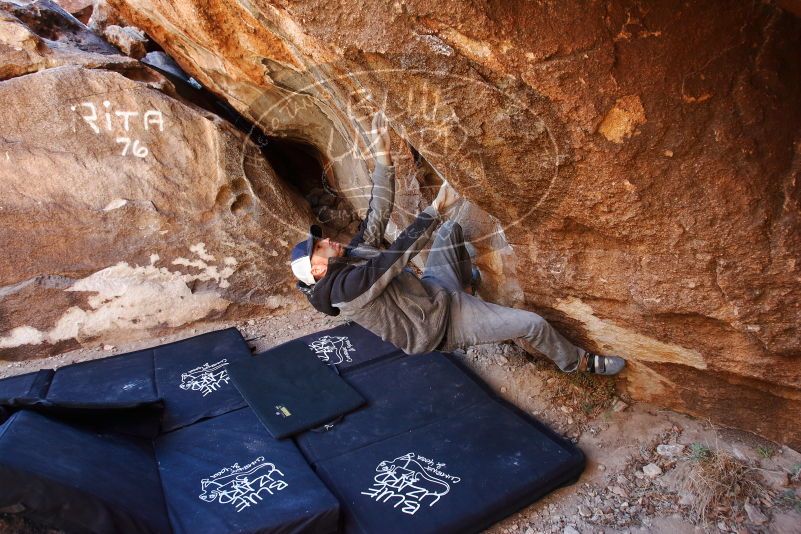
[
  {"x1": 349, "y1": 113, "x2": 395, "y2": 249},
  {"x1": 348, "y1": 162, "x2": 395, "y2": 249},
  {"x1": 334, "y1": 205, "x2": 440, "y2": 308}
]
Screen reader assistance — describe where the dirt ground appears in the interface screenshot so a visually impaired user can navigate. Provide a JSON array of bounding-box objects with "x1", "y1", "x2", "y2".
[{"x1": 2, "y1": 306, "x2": 800, "y2": 534}]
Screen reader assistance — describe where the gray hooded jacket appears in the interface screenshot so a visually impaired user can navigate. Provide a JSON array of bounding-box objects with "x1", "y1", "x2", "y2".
[{"x1": 304, "y1": 163, "x2": 450, "y2": 354}]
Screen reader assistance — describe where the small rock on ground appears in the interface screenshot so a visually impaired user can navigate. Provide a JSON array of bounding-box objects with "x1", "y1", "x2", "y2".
[
  {"x1": 642, "y1": 463, "x2": 662, "y2": 478},
  {"x1": 656, "y1": 443, "x2": 685, "y2": 458},
  {"x1": 744, "y1": 501, "x2": 768, "y2": 525}
]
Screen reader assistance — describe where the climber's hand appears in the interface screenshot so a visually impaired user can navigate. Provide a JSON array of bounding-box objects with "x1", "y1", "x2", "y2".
[
  {"x1": 368, "y1": 112, "x2": 392, "y2": 167},
  {"x1": 432, "y1": 181, "x2": 460, "y2": 215}
]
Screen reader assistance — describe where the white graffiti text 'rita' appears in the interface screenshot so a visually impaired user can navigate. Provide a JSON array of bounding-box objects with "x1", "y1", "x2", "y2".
[
  {"x1": 199, "y1": 456, "x2": 288, "y2": 513},
  {"x1": 70, "y1": 101, "x2": 165, "y2": 158},
  {"x1": 179, "y1": 359, "x2": 230, "y2": 397},
  {"x1": 308, "y1": 335, "x2": 355, "y2": 366},
  {"x1": 361, "y1": 452, "x2": 461, "y2": 515}
]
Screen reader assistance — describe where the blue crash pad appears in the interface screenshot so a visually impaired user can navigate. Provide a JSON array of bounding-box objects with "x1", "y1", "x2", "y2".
[
  {"x1": 0, "y1": 324, "x2": 584, "y2": 534},
  {"x1": 152, "y1": 328, "x2": 251, "y2": 431},
  {"x1": 0, "y1": 369, "x2": 53, "y2": 408},
  {"x1": 297, "y1": 353, "x2": 586, "y2": 534},
  {"x1": 296, "y1": 352, "x2": 489, "y2": 464},
  {"x1": 46, "y1": 348, "x2": 158, "y2": 409},
  {"x1": 0, "y1": 410, "x2": 170, "y2": 534},
  {"x1": 155, "y1": 407, "x2": 339, "y2": 534},
  {"x1": 0, "y1": 328, "x2": 252, "y2": 434},
  {"x1": 0, "y1": 325, "x2": 342, "y2": 534}
]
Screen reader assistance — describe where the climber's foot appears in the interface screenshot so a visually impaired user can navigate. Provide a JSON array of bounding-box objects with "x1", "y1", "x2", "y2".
[{"x1": 578, "y1": 352, "x2": 626, "y2": 376}]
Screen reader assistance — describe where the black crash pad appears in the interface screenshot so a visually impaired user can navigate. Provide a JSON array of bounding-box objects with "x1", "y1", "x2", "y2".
[
  {"x1": 0, "y1": 328, "x2": 252, "y2": 434},
  {"x1": 0, "y1": 325, "x2": 584, "y2": 534},
  {"x1": 0, "y1": 410, "x2": 170, "y2": 534},
  {"x1": 155, "y1": 407, "x2": 340, "y2": 534},
  {"x1": 297, "y1": 353, "x2": 586, "y2": 534},
  {"x1": 228, "y1": 340, "x2": 366, "y2": 439}
]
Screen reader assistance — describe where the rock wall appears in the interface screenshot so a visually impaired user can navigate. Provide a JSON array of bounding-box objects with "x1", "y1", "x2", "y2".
[
  {"x1": 102, "y1": 0, "x2": 801, "y2": 446},
  {"x1": 0, "y1": 1, "x2": 311, "y2": 359}
]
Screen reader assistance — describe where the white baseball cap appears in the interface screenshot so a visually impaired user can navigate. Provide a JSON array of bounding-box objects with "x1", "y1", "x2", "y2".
[{"x1": 290, "y1": 225, "x2": 322, "y2": 286}]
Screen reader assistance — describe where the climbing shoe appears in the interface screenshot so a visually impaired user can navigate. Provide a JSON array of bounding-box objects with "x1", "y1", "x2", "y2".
[{"x1": 578, "y1": 352, "x2": 626, "y2": 376}]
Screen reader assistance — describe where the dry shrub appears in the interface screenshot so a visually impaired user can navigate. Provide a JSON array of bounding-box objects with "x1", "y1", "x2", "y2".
[
  {"x1": 546, "y1": 363, "x2": 618, "y2": 419},
  {"x1": 682, "y1": 443, "x2": 768, "y2": 524}
]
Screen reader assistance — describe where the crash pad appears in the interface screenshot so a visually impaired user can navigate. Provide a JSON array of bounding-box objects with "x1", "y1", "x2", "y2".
[
  {"x1": 295, "y1": 353, "x2": 490, "y2": 464},
  {"x1": 0, "y1": 328, "x2": 252, "y2": 434},
  {"x1": 152, "y1": 327, "x2": 251, "y2": 431},
  {"x1": 155, "y1": 407, "x2": 340, "y2": 534},
  {"x1": 228, "y1": 340, "x2": 366, "y2": 439},
  {"x1": 0, "y1": 369, "x2": 53, "y2": 408},
  {"x1": 46, "y1": 348, "x2": 158, "y2": 409},
  {"x1": 0, "y1": 325, "x2": 584, "y2": 534},
  {"x1": 0, "y1": 410, "x2": 170, "y2": 534},
  {"x1": 297, "y1": 353, "x2": 586, "y2": 534}
]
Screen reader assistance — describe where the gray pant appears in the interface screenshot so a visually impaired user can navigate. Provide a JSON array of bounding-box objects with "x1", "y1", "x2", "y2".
[{"x1": 421, "y1": 221, "x2": 584, "y2": 372}]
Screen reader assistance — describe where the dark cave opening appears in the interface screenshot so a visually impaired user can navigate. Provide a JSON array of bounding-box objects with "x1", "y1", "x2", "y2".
[{"x1": 259, "y1": 137, "x2": 358, "y2": 237}]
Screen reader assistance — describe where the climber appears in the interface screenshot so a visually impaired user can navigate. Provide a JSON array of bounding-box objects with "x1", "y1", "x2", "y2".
[{"x1": 290, "y1": 113, "x2": 625, "y2": 376}]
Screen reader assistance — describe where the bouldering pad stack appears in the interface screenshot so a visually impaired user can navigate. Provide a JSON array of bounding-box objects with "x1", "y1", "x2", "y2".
[
  {"x1": 0, "y1": 328, "x2": 339, "y2": 534},
  {"x1": 0, "y1": 322, "x2": 584, "y2": 533}
]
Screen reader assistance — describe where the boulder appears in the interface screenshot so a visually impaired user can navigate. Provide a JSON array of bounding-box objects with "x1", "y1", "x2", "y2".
[
  {"x1": 0, "y1": 0, "x2": 139, "y2": 80},
  {"x1": 87, "y1": 0, "x2": 128, "y2": 32},
  {"x1": 54, "y1": 0, "x2": 93, "y2": 12},
  {"x1": 104, "y1": 0, "x2": 801, "y2": 447},
  {"x1": 0, "y1": 1, "x2": 311, "y2": 360},
  {"x1": 103, "y1": 24, "x2": 147, "y2": 58},
  {"x1": 53, "y1": 0, "x2": 94, "y2": 23}
]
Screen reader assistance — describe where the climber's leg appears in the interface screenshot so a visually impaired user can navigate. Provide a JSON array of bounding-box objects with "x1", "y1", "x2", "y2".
[
  {"x1": 421, "y1": 220, "x2": 473, "y2": 292},
  {"x1": 442, "y1": 291, "x2": 584, "y2": 372}
]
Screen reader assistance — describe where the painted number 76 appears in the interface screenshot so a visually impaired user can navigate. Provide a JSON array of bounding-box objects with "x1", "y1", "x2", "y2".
[{"x1": 115, "y1": 137, "x2": 149, "y2": 158}]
